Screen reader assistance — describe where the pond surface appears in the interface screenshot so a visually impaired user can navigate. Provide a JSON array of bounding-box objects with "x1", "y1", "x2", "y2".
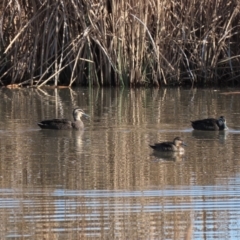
[{"x1": 0, "y1": 87, "x2": 240, "y2": 239}]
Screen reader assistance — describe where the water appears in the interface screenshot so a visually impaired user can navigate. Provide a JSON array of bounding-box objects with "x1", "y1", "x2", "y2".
[{"x1": 0, "y1": 87, "x2": 240, "y2": 239}]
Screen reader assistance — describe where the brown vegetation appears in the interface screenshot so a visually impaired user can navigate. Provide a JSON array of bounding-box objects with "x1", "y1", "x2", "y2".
[{"x1": 0, "y1": 0, "x2": 240, "y2": 87}]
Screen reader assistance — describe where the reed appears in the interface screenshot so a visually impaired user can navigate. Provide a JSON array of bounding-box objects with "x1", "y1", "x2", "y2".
[{"x1": 0, "y1": 0, "x2": 240, "y2": 87}]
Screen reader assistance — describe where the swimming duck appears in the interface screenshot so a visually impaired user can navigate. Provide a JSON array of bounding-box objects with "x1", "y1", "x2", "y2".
[
  {"x1": 38, "y1": 108, "x2": 89, "y2": 130},
  {"x1": 191, "y1": 116, "x2": 228, "y2": 131},
  {"x1": 149, "y1": 137, "x2": 186, "y2": 152}
]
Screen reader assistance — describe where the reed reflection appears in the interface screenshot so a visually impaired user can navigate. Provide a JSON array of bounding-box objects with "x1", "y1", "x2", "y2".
[{"x1": 0, "y1": 88, "x2": 239, "y2": 239}]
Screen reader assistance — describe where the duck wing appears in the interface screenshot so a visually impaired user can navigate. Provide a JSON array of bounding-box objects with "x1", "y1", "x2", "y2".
[
  {"x1": 150, "y1": 142, "x2": 175, "y2": 151},
  {"x1": 191, "y1": 118, "x2": 219, "y2": 130},
  {"x1": 38, "y1": 118, "x2": 72, "y2": 130}
]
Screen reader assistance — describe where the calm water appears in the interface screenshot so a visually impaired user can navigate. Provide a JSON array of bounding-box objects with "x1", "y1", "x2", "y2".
[{"x1": 0, "y1": 87, "x2": 240, "y2": 239}]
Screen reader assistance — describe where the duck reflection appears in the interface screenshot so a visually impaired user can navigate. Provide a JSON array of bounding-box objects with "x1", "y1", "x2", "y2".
[
  {"x1": 192, "y1": 130, "x2": 228, "y2": 143},
  {"x1": 39, "y1": 129, "x2": 84, "y2": 155},
  {"x1": 151, "y1": 151, "x2": 185, "y2": 162}
]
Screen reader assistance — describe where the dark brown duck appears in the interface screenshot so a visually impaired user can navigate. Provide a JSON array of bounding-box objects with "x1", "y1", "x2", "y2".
[
  {"x1": 191, "y1": 116, "x2": 228, "y2": 131},
  {"x1": 149, "y1": 137, "x2": 186, "y2": 152},
  {"x1": 38, "y1": 108, "x2": 89, "y2": 130}
]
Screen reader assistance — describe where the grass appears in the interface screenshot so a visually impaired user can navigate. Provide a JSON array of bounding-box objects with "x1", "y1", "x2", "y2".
[{"x1": 0, "y1": 0, "x2": 240, "y2": 87}]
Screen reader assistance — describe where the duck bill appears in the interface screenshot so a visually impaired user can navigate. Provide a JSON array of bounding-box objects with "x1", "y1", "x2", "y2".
[{"x1": 83, "y1": 113, "x2": 90, "y2": 120}]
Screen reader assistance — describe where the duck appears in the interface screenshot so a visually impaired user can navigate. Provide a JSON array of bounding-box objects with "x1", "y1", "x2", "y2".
[
  {"x1": 191, "y1": 116, "x2": 228, "y2": 131},
  {"x1": 37, "y1": 108, "x2": 89, "y2": 130},
  {"x1": 149, "y1": 137, "x2": 186, "y2": 152}
]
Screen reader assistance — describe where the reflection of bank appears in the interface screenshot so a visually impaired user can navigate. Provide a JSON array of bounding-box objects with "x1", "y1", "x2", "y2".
[
  {"x1": 151, "y1": 151, "x2": 185, "y2": 162},
  {"x1": 191, "y1": 130, "x2": 228, "y2": 143}
]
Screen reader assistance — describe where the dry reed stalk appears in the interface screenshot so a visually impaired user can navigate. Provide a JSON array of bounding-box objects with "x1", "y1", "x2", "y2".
[{"x1": 0, "y1": 0, "x2": 240, "y2": 87}]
